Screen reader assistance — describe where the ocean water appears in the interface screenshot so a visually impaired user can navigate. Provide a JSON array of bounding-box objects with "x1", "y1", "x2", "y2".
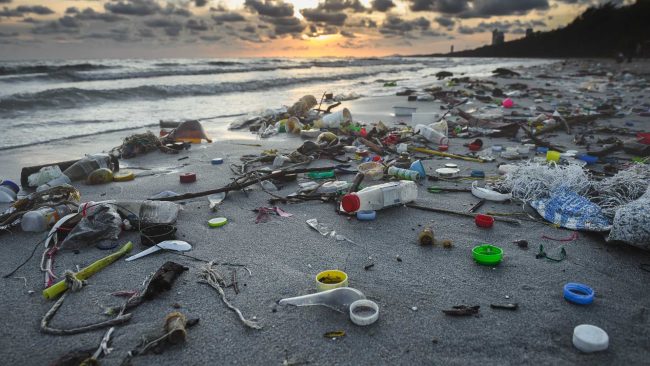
[{"x1": 0, "y1": 57, "x2": 552, "y2": 151}]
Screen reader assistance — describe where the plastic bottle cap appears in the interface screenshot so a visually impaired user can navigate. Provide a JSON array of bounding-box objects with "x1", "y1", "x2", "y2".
[
  {"x1": 349, "y1": 299, "x2": 379, "y2": 326},
  {"x1": 0, "y1": 180, "x2": 20, "y2": 194},
  {"x1": 563, "y1": 283, "x2": 594, "y2": 305},
  {"x1": 180, "y1": 173, "x2": 197, "y2": 183},
  {"x1": 438, "y1": 145, "x2": 449, "y2": 152},
  {"x1": 475, "y1": 214, "x2": 495, "y2": 228},
  {"x1": 356, "y1": 210, "x2": 376, "y2": 221},
  {"x1": 472, "y1": 244, "x2": 503, "y2": 266},
  {"x1": 208, "y1": 217, "x2": 228, "y2": 228},
  {"x1": 211, "y1": 158, "x2": 224, "y2": 165},
  {"x1": 573, "y1": 324, "x2": 609, "y2": 353},
  {"x1": 341, "y1": 194, "x2": 361, "y2": 213},
  {"x1": 113, "y1": 170, "x2": 135, "y2": 182},
  {"x1": 444, "y1": 163, "x2": 458, "y2": 168}
]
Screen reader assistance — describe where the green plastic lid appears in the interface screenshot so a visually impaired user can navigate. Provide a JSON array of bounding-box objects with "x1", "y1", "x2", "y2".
[
  {"x1": 472, "y1": 244, "x2": 503, "y2": 266},
  {"x1": 208, "y1": 217, "x2": 228, "y2": 228}
]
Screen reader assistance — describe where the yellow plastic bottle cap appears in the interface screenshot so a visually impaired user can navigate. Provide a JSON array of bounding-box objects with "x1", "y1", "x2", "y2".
[
  {"x1": 113, "y1": 170, "x2": 135, "y2": 182},
  {"x1": 208, "y1": 217, "x2": 228, "y2": 228}
]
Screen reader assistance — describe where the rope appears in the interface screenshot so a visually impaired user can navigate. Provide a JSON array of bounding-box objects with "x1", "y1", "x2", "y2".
[{"x1": 64, "y1": 270, "x2": 86, "y2": 292}]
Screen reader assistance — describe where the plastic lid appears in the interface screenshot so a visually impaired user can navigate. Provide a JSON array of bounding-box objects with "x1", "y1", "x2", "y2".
[
  {"x1": 356, "y1": 210, "x2": 376, "y2": 221},
  {"x1": 349, "y1": 299, "x2": 379, "y2": 326},
  {"x1": 208, "y1": 217, "x2": 228, "y2": 228},
  {"x1": 113, "y1": 170, "x2": 135, "y2": 182},
  {"x1": 341, "y1": 194, "x2": 360, "y2": 213},
  {"x1": 472, "y1": 244, "x2": 503, "y2": 266},
  {"x1": 573, "y1": 324, "x2": 609, "y2": 353},
  {"x1": 211, "y1": 158, "x2": 224, "y2": 165},
  {"x1": 563, "y1": 283, "x2": 594, "y2": 305},
  {"x1": 0, "y1": 180, "x2": 20, "y2": 194}
]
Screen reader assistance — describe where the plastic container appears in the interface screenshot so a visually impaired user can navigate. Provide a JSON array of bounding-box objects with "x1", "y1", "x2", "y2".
[
  {"x1": 21, "y1": 205, "x2": 72, "y2": 232},
  {"x1": 357, "y1": 162, "x2": 384, "y2": 181},
  {"x1": 307, "y1": 170, "x2": 335, "y2": 180},
  {"x1": 316, "y1": 270, "x2": 349, "y2": 292},
  {"x1": 36, "y1": 174, "x2": 72, "y2": 192},
  {"x1": 317, "y1": 108, "x2": 352, "y2": 128},
  {"x1": 472, "y1": 244, "x2": 503, "y2": 266},
  {"x1": 475, "y1": 214, "x2": 495, "y2": 228},
  {"x1": 387, "y1": 166, "x2": 419, "y2": 181},
  {"x1": 341, "y1": 180, "x2": 417, "y2": 213},
  {"x1": 409, "y1": 160, "x2": 425, "y2": 179},
  {"x1": 546, "y1": 151, "x2": 561, "y2": 162},
  {"x1": 63, "y1": 154, "x2": 114, "y2": 182},
  {"x1": 573, "y1": 325, "x2": 609, "y2": 353},
  {"x1": 0, "y1": 186, "x2": 17, "y2": 203},
  {"x1": 356, "y1": 210, "x2": 376, "y2": 221},
  {"x1": 140, "y1": 224, "x2": 177, "y2": 247},
  {"x1": 577, "y1": 154, "x2": 598, "y2": 164},
  {"x1": 0, "y1": 180, "x2": 19, "y2": 194},
  {"x1": 180, "y1": 172, "x2": 196, "y2": 183},
  {"x1": 414, "y1": 124, "x2": 449, "y2": 145}
]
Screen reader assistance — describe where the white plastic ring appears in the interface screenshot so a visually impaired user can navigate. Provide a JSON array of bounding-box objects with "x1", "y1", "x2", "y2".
[{"x1": 349, "y1": 299, "x2": 379, "y2": 326}]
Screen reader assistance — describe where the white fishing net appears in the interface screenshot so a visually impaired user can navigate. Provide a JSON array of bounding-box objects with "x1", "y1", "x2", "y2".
[{"x1": 592, "y1": 164, "x2": 650, "y2": 218}]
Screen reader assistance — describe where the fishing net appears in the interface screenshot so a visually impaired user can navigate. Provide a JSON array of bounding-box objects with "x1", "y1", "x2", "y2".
[
  {"x1": 607, "y1": 185, "x2": 650, "y2": 250},
  {"x1": 116, "y1": 131, "x2": 164, "y2": 159},
  {"x1": 592, "y1": 164, "x2": 650, "y2": 218},
  {"x1": 497, "y1": 162, "x2": 592, "y2": 203}
]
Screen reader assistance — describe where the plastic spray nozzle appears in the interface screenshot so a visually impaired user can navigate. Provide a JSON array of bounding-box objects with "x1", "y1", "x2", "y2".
[{"x1": 279, "y1": 287, "x2": 366, "y2": 314}]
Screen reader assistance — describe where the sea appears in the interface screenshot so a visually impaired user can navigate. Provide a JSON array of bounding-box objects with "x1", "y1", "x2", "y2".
[{"x1": 0, "y1": 57, "x2": 553, "y2": 152}]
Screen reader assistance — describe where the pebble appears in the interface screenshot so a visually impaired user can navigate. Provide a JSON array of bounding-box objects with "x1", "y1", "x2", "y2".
[{"x1": 411, "y1": 306, "x2": 418, "y2": 311}]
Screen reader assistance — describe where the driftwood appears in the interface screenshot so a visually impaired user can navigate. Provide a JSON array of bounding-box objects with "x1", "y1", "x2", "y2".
[
  {"x1": 152, "y1": 166, "x2": 337, "y2": 202},
  {"x1": 123, "y1": 261, "x2": 188, "y2": 311},
  {"x1": 519, "y1": 124, "x2": 565, "y2": 152}
]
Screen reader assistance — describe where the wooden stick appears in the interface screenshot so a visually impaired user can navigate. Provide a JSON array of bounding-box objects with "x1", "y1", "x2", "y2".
[
  {"x1": 409, "y1": 147, "x2": 485, "y2": 163},
  {"x1": 406, "y1": 203, "x2": 521, "y2": 225}
]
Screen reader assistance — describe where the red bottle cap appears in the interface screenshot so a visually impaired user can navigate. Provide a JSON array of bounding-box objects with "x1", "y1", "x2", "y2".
[
  {"x1": 341, "y1": 194, "x2": 361, "y2": 213},
  {"x1": 475, "y1": 214, "x2": 494, "y2": 228},
  {"x1": 180, "y1": 173, "x2": 197, "y2": 183},
  {"x1": 372, "y1": 155, "x2": 382, "y2": 162},
  {"x1": 469, "y1": 143, "x2": 481, "y2": 151},
  {"x1": 438, "y1": 145, "x2": 449, "y2": 152}
]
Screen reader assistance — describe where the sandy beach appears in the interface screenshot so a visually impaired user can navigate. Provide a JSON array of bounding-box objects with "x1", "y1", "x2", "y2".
[{"x1": 1, "y1": 58, "x2": 649, "y2": 366}]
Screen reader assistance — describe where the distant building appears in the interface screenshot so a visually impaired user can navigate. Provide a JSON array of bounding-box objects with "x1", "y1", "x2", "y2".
[
  {"x1": 492, "y1": 29, "x2": 504, "y2": 45},
  {"x1": 526, "y1": 28, "x2": 534, "y2": 38},
  {"x1": 450, "y1": 45, "x2": 454, "y2": 53}
]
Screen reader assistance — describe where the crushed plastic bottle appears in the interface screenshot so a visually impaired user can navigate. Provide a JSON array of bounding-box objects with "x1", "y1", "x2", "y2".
[
  {"x1": 21, "y1": 204, "x2": 73, "y2": 232},
  {"x1": 63, "y1": 154, "x2": 115, "y2": 182},
  {"x1": 79, "y1": 200, "x2": 180, "y2": 226},
  {"x1": 341, "y1": 181, "x2": 418, "y2": 213},
  {"x1": 207, "y1": 192, "x2": 226, "y2": 212}
]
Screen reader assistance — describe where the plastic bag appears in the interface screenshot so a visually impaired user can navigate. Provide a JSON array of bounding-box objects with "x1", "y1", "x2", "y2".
[
  {"x1": 28, "y1": 165, "x2": 63, "y2": 187},
  {"x1": 530, "y1": 187, "x2": 612, "y2": 232},
  {"x1": 61, "y1": 204, "x2": 122, "y2": 250},
  {"x1": 607, "y1": 185, "x2": 650, "y2": 250}
]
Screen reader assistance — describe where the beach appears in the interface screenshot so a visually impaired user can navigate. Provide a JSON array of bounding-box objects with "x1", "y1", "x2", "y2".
[{"x1": 1, "y1": 58, "x2": 649, "y2": 366}]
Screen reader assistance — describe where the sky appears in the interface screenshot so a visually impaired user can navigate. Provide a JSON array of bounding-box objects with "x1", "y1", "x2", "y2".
[{"x1": 0, "y1": 0, "x2": 632, "y2": 59}]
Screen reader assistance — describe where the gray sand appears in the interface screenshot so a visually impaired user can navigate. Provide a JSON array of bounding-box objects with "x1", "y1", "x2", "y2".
[{"x1": 1, "y1": 59, "x2": 649, "y2": 366}]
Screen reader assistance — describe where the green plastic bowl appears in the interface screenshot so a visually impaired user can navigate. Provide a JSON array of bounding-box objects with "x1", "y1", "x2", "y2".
[{"x1": 472, "y1": 244, "x2": 503, "y2": 266}]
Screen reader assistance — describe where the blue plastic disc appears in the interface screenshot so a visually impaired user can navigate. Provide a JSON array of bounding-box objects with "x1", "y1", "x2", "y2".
[
  {"x1": 356, "y1": 210, "x2": 376, "y2": 221},
  {"x1": 471, "y1": 170, "x2": 485, "y2": 178},
  {"x1": 564, "y1": 283, "x2": 594, "y2": 305},
  {"x1": 211, "y1": 158, "x2": 224, "y2": 165}
]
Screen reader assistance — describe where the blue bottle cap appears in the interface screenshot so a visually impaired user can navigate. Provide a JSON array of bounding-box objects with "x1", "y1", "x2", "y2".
[
  {"x1": 564, "y1": 283, "x2": 594, "y2": 305},
  {"x1": 356, "y1": 210, "x2": 376, "y2": 221},
  {"x1": 536, "y1": 146, "x2": 549, "y2": 154},
  {"x1": 471, "y1": 170, "x2": 485, "y2": 178},
  {"x1": 211, "y1": 158, "x2": 224, "y2": 165},
  {"x1": 0, "y1": 180, "x2": 19, "y2": 194}
]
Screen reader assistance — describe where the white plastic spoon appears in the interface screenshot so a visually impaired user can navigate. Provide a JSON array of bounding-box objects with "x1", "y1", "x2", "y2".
[{"x1": 125, "y1": 240, "x2": 192, "y2": 262}]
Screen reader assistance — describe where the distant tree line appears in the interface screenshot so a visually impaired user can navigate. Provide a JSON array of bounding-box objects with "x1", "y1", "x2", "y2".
[{"x1": 436, "y1": 0, "x2": 650, "y2": 59}]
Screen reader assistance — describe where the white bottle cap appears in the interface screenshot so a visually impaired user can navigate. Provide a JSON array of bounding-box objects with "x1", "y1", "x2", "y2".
[
  {"x1": 349, "y1": 299, "x2": 379, "y2": 326},
  {"x1": 573, "y1": 324, "x2": 609, "y2": 353}
]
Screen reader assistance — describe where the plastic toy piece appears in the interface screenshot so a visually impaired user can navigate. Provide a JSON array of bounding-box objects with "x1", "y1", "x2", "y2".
[
  {"x1": 563, "y1": 283, "x2": 594, "y2": 305},
  {"x1": 471, "y1": 181, "x2": 512, "y2": 202},
  {"x1": 43, "y1": 242, "x2": 133, "y2": 300},
  {"x1": 125, "y1": 240, "x2": 191, "y2": 262},
  {"x1": 279, "y1": 287, "x2": 366, "y2": 314}
]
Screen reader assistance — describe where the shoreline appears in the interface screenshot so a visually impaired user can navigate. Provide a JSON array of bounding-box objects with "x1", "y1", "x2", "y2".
[{"x1": 0, "y1": 59, "x2": 649, "y2": 365}]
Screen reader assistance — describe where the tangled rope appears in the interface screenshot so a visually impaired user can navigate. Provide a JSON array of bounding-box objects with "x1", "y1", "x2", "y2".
[{"x1": 592, "y1": 164, "x2": 650, "y2": 218}]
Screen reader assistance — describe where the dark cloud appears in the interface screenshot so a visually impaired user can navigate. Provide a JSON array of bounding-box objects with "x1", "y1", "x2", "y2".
[
  {"x1": 76, "y1": 8, "x2": 125, "y2": 22},
  {"x1": 144, "y1": 17, "x2": 182, "y2": 28},
  {"x1": 408, "y1": 0, "x2": 468, "y2": 13},
  {"x1": 212, "y1": 12, "x2": 246, "y2": 22},
  {"x1": 195, "y1": 0, "x2": 208, "y2": 7},
  {"x1": 161, "y1": 4, "x2": 192, "y2": 17},
  {"x1": 244, "y1": 0, "x2": 294, "y2": 17},
  {"x1": 380, "y1": 15, "x2": 430, "y2": 36},
  {"x1": 58, "y1": 15, "x2": 81, "y2": 28},
  {"x1": 200, "y1": 35, "x2": 221, "y2": 41},
  {"x1": 458, "y1": 19, "x2": 547, "y2": 34},
  {"x1": 261, "y1": 15, "x2": 305, "y2": 34},
  {"x1": 340, "y1": 30, "x2": 355, "y2": 37},
  {"x1": 434, "y1": 16, "x2": 454, "y2": 28},
  {"x1": 83, "y1": 29, "x2": 130, "y2": 41},
  {"x1": 138, "y1": 28, "x2": 155, "y2": 37},
  {"x1": 22, "y1": 17, "x2": 39, "y2": 23},
  {"x1": 104, "y1": 0, "x2": 161, "y2": 16},
  {"x1": 32, "y1": 20, "x2": 79, "y2": 34},
  {"x1": 164, "y1": 25, "x2": 182, "y2": 36},
  {"x1": 0, "y1": 30, "x2": 18, "y2": 36},
  {"x1": 318, "y1": 0, "x2": 367, "y2": 12},
  {"x1": 0, "y1": 0, "x2": 12, "y2": 3},
  {"x1": 300, "y1": 9, "x2": 347, "y2": 26},
  {"x1": 0, "y1": 5, "x2": 54, "y2": 17},
  {"x1": 242, "y1": 24, "x2": 256, "y2": 33},
  {"x1": 371, "y1": 0, "x2": 395, "y2": 12},
  {"x1": 66, "y1": 7, "x2": 79, "y2": 15},
  {"x1": 186, "y1": 18, "x2": 209, "y2": 31}
]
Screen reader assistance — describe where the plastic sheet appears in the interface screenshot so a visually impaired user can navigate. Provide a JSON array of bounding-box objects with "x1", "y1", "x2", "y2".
[
  {"x1": 607, "y1": 185, "x2": 650, "y2": 250},
  {"x1": 61, "y1": 204, "x2": 123, "y2": 250},
  {"x1": 530, "y1": 188, "x2": 611, "y2": 232}
]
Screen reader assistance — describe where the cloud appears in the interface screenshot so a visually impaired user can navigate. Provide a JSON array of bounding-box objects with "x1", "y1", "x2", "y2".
[
  {"x1": 380, "y1": 15, "x2": 430, "y2": 36},
  {"x1": 261, "y1": 15, "x2": 305, "y2": 34},
  {"x1": 1, "y1": 4, "x2": 54, "y2": 17},
  {"x1": 186, "y1": 18, "x2": 209, "y2": 31},
  {"x1": 144, "y1": 17, "x2": 182, "y2": 28},
  {"x1": 371, "y1": 0, "x2": 395, "y2": 12},
  {"x1": 317, "y1": 0, "x2": 367, "y2": 12},
  {"x1": 408, "y1": 0, "x2": 468, "y2": 13},
  {"x1": 195, "y1": 0, "x2": 208, "y2": 7},
  {"x1": 407, "y1": 0, "x2": 549, "y2": 18},
  {"x1": 32, "y1": 20, "x2": 79, "y2": 34},
  {"x1": 83, "y1": 29, "x2": 130, "y2": 41},
  {"x1": 300, "y1": 9, "x2": 347, "y2": 26},
  {"x1": 76, "y1": 8, "x2": 125, "y2": 22},
  {"x1": 66, "y1": 7, "x2": 79, "y2": 15},
  {"x1": 212, "y1": 12, "x2": 246, "y2": 22},
  {"x1": 104, "y1": 0, "x2": 161, "y2": 16},
  {"x1": 58, "y1": 15, "x2": 81, "y2": 28},
  {"x1": 0, "y1": 0, "x2": 11, "y2": 3},
  {"x1": 161, "y1": 4, "x2": 192, "y2": 17},
  {"x1": 244, "y1": 0, "x2": 294, "y2": 17},
  {"x1": 340, "y1": 30, "x2": 355, "y2": 37},
  {"x1": 434, "y1": 16, "x2": 454, "y2": 28}
]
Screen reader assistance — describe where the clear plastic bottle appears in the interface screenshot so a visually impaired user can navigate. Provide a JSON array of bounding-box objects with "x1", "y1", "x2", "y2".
[
  {"x1": 21, "y1": 205, "x2": 72, "y2": 232},
  {"x1": 414, "y1": 124, "x2": 449, "y2": 145},
  {"x1": 36, "y1": 174, "x2": 72, "y2": 192},
  {"x1": 341, "y1": 180, "x2": 418, "y2": 213},
  {"x1": 78, "y1": 200, "x2": 179, "y2": 226},
  {"x1": 63, "y1": 154, "x2": 114, "y2": 181}
]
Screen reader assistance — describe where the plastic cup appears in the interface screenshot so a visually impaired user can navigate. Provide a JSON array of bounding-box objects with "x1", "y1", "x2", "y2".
[
  {"x1": 316, "y1": 270, "x2": 349, "y2": 292},
  {"x1": 472, "y1": 244, "x2": 503, "y2": 266},
  {"x1": 546, "y1": 150, "x2": 561, "y2": 162}
]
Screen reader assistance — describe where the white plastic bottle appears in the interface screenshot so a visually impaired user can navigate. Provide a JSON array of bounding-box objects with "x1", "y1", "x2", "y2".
[
  {"x1": 414, "y1": 124, "x2": 449, "y2": 145},
  {"x1": 341, "y1": 181, "x2": 418, "y2": 213},
  {"x1": 21, "y1": 205, "x2": 72, "y2": 232}
]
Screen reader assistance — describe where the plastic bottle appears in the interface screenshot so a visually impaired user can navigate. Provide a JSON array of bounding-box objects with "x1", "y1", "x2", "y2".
[
  {"x1": 414, "y1": 124, "x2": 449, "y2": 145},
  {"x1": 21, "y1": 205, "x2": 72, "y2": 232},
  {"x1": 63, "y1": 154, "x2": 114, "y2": 181},
  {"x1": 387, "y1": 166, "x2": 419, "y2": 181},
  {"x1": 36, "y1": 174, "x2": 72, "y2": 192},
  {"x1": 341, "y1": 181, "x2": 418, "y2": 213},
  {"x1": 78, "y1": 200, "x2": 179, "y2": 226}
]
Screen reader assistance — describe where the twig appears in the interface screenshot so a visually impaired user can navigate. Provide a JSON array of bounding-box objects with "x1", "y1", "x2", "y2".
[
  {"x1": 406, "y1": 203, "x2": 521, "y2": 225},
  {"x1": 41, "y1": 293, "x2": 132, "y2": 336}
]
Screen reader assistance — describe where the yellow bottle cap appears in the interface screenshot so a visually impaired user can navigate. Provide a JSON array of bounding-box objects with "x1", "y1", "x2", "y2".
[
  {"x1": 208, "y1": 217, "x2": 228, "y2": 228},
  {"x1": 113, "y1": 170, "x2": 135, "y2": 182}
]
